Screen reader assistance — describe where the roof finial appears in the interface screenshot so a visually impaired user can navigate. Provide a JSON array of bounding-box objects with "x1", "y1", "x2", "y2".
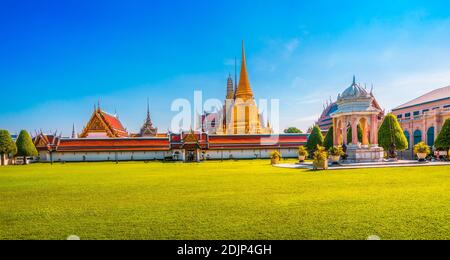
[
  {"x1": 353, "y1": 75, "x2": 356, "y2": 85},
  {"x1": 98, "y1": 99, "x2": 101, "y2": 110},
  {"x1": 72, "y1": 123, "x2": 76, "y2": 139},
  {"x1": 147, "y1": 97, "x2": 150, "y2": 116}
]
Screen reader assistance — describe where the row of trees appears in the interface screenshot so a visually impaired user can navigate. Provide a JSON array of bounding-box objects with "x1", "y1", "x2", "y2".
[
  {"x1": 305, "y1": 114, "x2": 450, "y2": 157},
  {"x1": 0, "y1": 130, "x2": 38, "y2": 166}
]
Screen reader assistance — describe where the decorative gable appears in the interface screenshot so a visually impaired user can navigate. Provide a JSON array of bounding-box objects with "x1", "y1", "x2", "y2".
[{"x1": 79, "y1": 109, "x2": 128, "y2": 138}]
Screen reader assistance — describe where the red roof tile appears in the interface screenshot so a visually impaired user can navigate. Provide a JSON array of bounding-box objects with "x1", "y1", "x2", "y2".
[
  {"x1": 100, "y1": 111, "x2": 128, "y2": 136},
  {"x1": 57, "y1": 138, "x2": 170, "y2": 152}
]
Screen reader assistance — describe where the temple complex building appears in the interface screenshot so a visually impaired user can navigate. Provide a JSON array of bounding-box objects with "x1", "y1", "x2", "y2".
[
  {"x1": 136, "y1": 100, "x2": 158, "y2": 137},
  {"x1": 391, "y1": 86, "x2": 450, "y2": 158},
  {"x1": 331, "y1": 77, "x2": 384, "y2": 163},
  {"x1": 80, "y1": 106, "x2": 129, "y2": 138},
  {"x1": 215, "y1": 42, "x2": 272, "y2": 135},
  {"x1": 34, "y1": 45, "x2": 306, "y2": 163},
  {"x1": 317, "y1": 83, "x2": 384, "y2": 135},
  {"x1": 316, "y1": 101, "x2": 338, "y2": 134}
]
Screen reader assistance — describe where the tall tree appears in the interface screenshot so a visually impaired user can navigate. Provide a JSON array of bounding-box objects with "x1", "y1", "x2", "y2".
[
  {"x1": 435, "y1": 118, "x2": 450, "y2": 151},
  {"x1": 284, "y1": 127, "x2": 303, "y2": 134},
  {"x1": 16, "y1": 130, "x2": 38, "y2": 165},
  {"x1": 378, "y1": 114, "x2": 408, "y2": 158},
  {"x1": 323, "y1": 126, "x2": 334, "y2": 150},
  {"x1": 306, "y1": 125, "x2": 324, "y2": 156},
  {"x1": 0, "y1": 130, "x2": 17, "y2": 166}
]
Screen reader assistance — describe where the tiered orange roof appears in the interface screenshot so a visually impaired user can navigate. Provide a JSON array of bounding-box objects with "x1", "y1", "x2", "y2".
[
  {"x1": 79, "y1": 108, "x2": 128, "y2": 138},
  {"x1": 57, "y1": 138, "x2": 170, "y2": 152}
]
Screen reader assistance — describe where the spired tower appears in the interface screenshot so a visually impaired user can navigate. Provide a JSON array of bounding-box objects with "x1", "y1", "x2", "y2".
[
  {"x1": 226, "y1": 74, "x2": 234, "y2": 100},
  {"x1": 217, "y1": 41, "x2": 272, "y2": 135},
  {"x1": 140, "y1": 99, "x2": 158, "y2": 137}
]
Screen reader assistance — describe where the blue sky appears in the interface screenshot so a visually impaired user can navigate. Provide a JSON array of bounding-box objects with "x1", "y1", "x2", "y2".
[{"x1": 2, "y1": 0, "x2": 450, "y2": 135}]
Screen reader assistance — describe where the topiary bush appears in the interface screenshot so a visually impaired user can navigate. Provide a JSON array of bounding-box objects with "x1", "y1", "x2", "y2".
[
  {"x1": 306, "y1": 125, "x2": 324, "y2": 157},
  {"x1": 16, "y1": 130, "x2": 38, "y2": 165},
  {"x1": 0, "y1": 130, "x2": 17, "y2": 166},
  {"x1": 323, "y1": 126, "x2": 334, "y2": 150},
  {"x1": 435, "y1": 118, "x2": 450, "y2": 151},
  {"x1": 378, "y1": 113, "x2": 408, "y2": 158}
]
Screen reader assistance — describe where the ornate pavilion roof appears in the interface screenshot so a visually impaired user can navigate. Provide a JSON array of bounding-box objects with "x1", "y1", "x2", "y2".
[
  {"x1": 339, "y1": 76, "x2": 371, "y2": 101},
  {"x1": 332, "y1": 77, "x2": 382, "y2": 116}
]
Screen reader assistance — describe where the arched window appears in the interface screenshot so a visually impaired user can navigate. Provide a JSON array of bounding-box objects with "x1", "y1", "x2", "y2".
[
  {"x1": 427, "y1": 127, "x2": 435, "y2": 147},
  {"x1": 414, "y1": 129, "x2": 422, "y2": 145},
  {"x1": 404, "y1": 131, "x2": 410, "y2": 149}
]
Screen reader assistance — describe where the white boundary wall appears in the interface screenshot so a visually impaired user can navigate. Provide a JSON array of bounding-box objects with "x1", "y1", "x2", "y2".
[
  {"x1": 38, "y1": 148, "x2": 299, "y2": 162},
  {"x1": 204, "y1": 148, "x2": 298, "y2": 160},
  {"x1": 39, "y1": 151, "x2": 171, "y2": 162}
]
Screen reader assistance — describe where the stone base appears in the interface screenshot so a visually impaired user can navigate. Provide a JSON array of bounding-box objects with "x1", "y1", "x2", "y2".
[{"x1": 346, "y1": 145, "x2": 384, "y2": 163}]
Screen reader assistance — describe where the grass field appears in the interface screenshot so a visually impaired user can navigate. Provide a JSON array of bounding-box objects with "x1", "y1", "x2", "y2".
[{"x1": 0, "y1": 160, "x2": 449, "y2": 240}]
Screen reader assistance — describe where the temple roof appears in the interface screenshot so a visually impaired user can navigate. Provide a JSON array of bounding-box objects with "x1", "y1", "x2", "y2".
[
  {"x1": 235, "y1": 41, "x2": 254, "y2": 100},
  {"x1": 79, "y1": 108, "x2": 128, "y2": 138},
  {"x1": 101, "y1": 111, "x2": 127, "y2": 134},
  {"x1": 140, "y1": 100, "x2": 157, "y2": 137},
  {"x1": 392, "y1": 85, "x2": 450, "y2": 111},
  {"x1": 339, "y1": 76, "x2": 370, "y2": 100},
  {"x1": 226, "y1": 74, "x2": 234, "y2": 100},
  {"x1": 56, "y1": 138, "x2": 170, "y2": 152}
]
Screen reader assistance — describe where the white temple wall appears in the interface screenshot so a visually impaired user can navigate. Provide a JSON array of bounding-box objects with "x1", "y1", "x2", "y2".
[
  {"x1": 48, "y1": 151, "x2": 171, "y2": 162},
  {"x1": 204, "y1": 148, "x2": 298, "y2": 160},
  {"x1": 37, "y1": 148, "x2": 299, "y2": 162}
]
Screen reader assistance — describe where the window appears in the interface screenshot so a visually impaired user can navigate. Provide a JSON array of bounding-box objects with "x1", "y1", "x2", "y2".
[
  {"x1": 397, "y1": 114, "x2": 403, "y2": 119},
  {"x1": 405, "y1": 113, "x2": 411, "y2": 118},
  {"x1": 444, "y1": 105, "x2": 450, "y2": 109},
  {"x1": 413, "y1": 111, "x2": 420, "y2": 116},
  {"x1": 422, "y1": 109, "x2": 429, "y2": 113},
  {"x1": 432, "y1": 107, "x2": 440, "y2": 110}
]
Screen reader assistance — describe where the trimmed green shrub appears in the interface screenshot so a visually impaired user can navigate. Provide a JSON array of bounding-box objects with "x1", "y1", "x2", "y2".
[
  {"x1": 16, "y1": 130, "x2": 38, "y2": 164},
  {"x1": 378, "y1": 113, "x2": 408, "y2": 151},
  {"x1": 0, "y1": 130, "x2": 17, "y2": 165},
  {"x1": 323, "y1": 126, "x2": 334, "y2": 150},
  {"x1": 435, "y1": 118, "x2": 450, "y2": 151},
  {"x1": 306, "y1": 125, "x2": 324, "y2": 156}
]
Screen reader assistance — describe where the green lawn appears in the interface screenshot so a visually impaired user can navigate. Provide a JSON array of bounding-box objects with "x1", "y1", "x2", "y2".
[{"x1": 0, "y1": 160, "x2": 449, "y2": 240}]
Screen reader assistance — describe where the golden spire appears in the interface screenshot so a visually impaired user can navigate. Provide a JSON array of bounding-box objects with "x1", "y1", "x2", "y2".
[{"x1": 235, "y1": 41, "x2": 254, "y2": 100}]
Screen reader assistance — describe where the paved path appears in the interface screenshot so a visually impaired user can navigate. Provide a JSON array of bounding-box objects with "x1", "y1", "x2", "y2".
[{"x1": 275, "y1": 160, "x2": 450, "y2": 170}]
